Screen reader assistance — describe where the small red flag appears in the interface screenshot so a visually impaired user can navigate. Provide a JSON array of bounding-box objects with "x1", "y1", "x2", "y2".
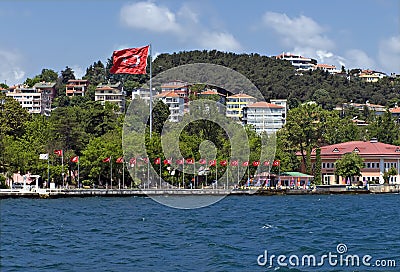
[
  {"x1": 116, "y1": 157, "x2": 124, "y2": 164},
  {"x1": 263, "y1": 161, "x2": 270, "y2": 166},
  {"x1": 129, "y1": 158, "x2": 136, "y2": 165},
  {"x1": 242, "y1": 161, "x2": 249, "y2": 167},
  {"x1": 54, "y1": 150, "x2": 63, "y2": 157},
  {"x1": 102, "y1": 157, "x2": 111, "y2": 163},
  {"x1": 185, "y1": 158, "x2": 194, "y2": 164},
  {"x1": 70, "y1": 156, "x2": 79, "y2": 163},
  {"x1": 230, "y1": 160, "x2": 238, "y2": 166},
  {"x1": 209, "y1": 160, "x2": 216, "y2": 166},
  {"x1": 199, "y1": 158, "x2": 207, "y2": 165},
  {"x1": 176, "y1": 159, "x2": 184, "y2": 165},
  {"x1": 154, "y1": 158, "x2": 161, "y2": 165},
  {"x1": 163, "y1": 159, "x2": 171, "y2": 165},
  {"x1": 110, "y1": 46, "x2": 149, "y2": 75},
  {"x1": 273, "y1": 160, "x2": 280, "y2": 167},
  {"x1": 220, "y1": 160, "x2": 227, "y2": 166},
  {"x1": 252, "y1": 161, "x2": 260, "y2": 166}
]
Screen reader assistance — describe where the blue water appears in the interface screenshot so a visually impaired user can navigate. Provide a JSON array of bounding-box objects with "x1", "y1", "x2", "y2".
[{"x1": 1, "y1": 194, "x2": 399, "y2": 271}]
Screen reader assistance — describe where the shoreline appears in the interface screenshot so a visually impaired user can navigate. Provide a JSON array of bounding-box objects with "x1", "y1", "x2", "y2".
[{"x1": 1, "y1": 184, "x2": 399, "y2": 199}]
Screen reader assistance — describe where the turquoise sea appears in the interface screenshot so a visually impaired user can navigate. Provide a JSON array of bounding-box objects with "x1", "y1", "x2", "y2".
[{"x1": 1, "y1": 194, "x2": 399, "y2": 271}]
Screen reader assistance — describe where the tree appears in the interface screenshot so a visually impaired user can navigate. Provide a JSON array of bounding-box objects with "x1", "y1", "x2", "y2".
[
  {"x1": 60, "y1": 66, "x2": 76, "y2": 84},
  {"x1": 0, "y1": 93, "x2": 30, "y2": 137},
  {"x1": 334, "y1": 152, "x2": 364, "y2": 183},
  {"x1": 152, "y1": 100, "x2": 170, "y2": 135}
]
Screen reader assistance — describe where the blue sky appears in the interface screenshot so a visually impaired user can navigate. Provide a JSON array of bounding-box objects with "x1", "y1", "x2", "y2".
[{"x1": 1, "y1": 0, "x2": 399, "y2": 86}]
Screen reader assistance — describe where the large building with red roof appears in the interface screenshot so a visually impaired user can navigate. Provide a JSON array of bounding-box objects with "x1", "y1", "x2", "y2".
[{"x1": 306, "y1": 140, "x2": 400, "y2": 185}]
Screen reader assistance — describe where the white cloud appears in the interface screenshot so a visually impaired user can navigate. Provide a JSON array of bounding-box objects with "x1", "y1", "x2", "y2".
[
  {"x1": 263, "y1": 12, "x2": 334, "y2": 50},
  {"x1": 378, "y1": 35, "x2": 400, "y2": 73},
  {"x1": 119, "y1": 1, "x2": 241, "y2": 52},
  {"x1": 344, "y1": 49, "x2": 375, "y2": 70},
  {"x1": 0, "y1": 49, "x2": 25, "y2": 86},
  {"x1": 71, "y1": 65, "x2": 85, "y2": 79},
  {"x1": 120, "y1": 1, "x2": 180, "y2": 33},
  {"x1": 198, "y1": 32, "x2": 241, "y2": 51}
]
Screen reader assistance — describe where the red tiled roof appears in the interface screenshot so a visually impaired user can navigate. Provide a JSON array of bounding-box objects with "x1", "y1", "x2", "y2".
[
  {"x1": 155, "y1": 91, "x2": 180, "y2": 98},
  {"x1": 318, "y1": 141, "x2": 400, "y2": 157},
  {"x1": 246, "y1": 101, "x2": 284, "y2": 109},
  {"x1": 96, "y1": 86, "x2": 114, "y2": 91},
  {"x1": 390, "y1": 107, "x2": 400, "y2": 113}
]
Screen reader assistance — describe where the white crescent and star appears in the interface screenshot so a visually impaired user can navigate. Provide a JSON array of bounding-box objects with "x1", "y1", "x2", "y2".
[{"x1": 122, "y1": 55, "x2": 140, "y2": 67}]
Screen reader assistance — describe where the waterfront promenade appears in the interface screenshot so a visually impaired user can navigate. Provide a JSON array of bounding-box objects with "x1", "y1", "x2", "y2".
[{"x1": 1, "y1": 184, "x2": 399, "y2": 199}]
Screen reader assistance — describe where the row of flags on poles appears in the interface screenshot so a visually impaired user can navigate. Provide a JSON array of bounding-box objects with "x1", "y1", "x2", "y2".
[{"x1": 39, "y1": 151, "x2": 281, "y2": 167}]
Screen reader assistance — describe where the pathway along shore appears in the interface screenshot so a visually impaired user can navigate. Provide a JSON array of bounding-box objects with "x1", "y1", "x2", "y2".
[{"x1": 0, "y1": 184, "x2": 399, "y2": 199}]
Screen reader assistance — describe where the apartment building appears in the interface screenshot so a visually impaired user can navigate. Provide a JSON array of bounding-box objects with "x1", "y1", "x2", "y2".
[
  {"x1": 95, "y1": 82, "x2": 125, "y2": 112},
  {"x1": 242, "y1": 100, "x2": 287, "y2": 134},
  {"x1": 226, "y1": 93, "x2": 257, "y2": 120},
  {"x1": 132, "y1": 88, "x2": 158, "y2": 104},
  {"x1": 154, "y1": 91, "x2": 184, "y2": 122},
  {"x1": 66, "y1": 79, "x2": 89, "y2": 96}
]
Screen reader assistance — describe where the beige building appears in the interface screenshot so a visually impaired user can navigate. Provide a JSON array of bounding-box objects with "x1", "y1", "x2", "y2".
[{"x1": 95, "y1": 82, "x2": 125, "y2": 112}]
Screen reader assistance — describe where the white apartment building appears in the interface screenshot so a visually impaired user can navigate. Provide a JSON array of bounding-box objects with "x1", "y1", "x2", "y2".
[
  {"x1": 6, "y1": 83, "x2": 54, "y2": 115},
  {"x1": 242, "y1": 100, "x2": 287, "y2": 134},
  {"x1": 95, "y1": 82, "x2": 125, "y2": 112},
  {"x1": 275, "y1": 52, "x2": 317, "y2": 71},
  {"x1": 132, "y1": 88, "x2": 158, "y2": 104},
  {"x1": 155, "y1": 91, "x2": 184, "y2": 122}
]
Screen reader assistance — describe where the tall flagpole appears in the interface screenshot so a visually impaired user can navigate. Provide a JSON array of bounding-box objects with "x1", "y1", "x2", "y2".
[
  {"x1": 47, "y1": 156, "x2": 50, "y2": 188},
  {"x1": 149, "y1": 43, "x2": 153, "y2": 138},
  {"x1": 77, "y1": 156, "x2": 80, "y2": 189},
  {"x1": 122, "y1": 158, "x2": 125, "y2": 189},
  {"x1": 62, "y1": 150, "x2": 64, "y2": 188},
  {"x1": 110, "y1": 156, "x2": 112, "y2": 189}
]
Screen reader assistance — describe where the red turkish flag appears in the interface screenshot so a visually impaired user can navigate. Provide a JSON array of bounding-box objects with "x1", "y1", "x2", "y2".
[
  {"x1": 116, "y1": 157, "x2": 124, "y2": 163},
  {"x1": 209, "y1": 160, "x2": 216, "y2": 166},
  {"x1": 199, "y1": 159, "x2": 207, "y2": 165},
  {"x1": 54, "y1": 150, "x2": 63, "y2": 157},
  {"x1": 242, "y1": 161, "x2": 249, "y2": 167},
  {"x1": 70, "y1": 156, "x2": 79, "y2": 163},
  {"x1": 163, "y1": 159, "x2": 171, "y2": 165},
  {"x1": 230, "y1": 160, "x2": 238, "y2": 166},
  {"x1": 263, "y1": 161, "x2": 270, "y2": 166},
  {"x1": 185, "y1": 158, "x2": 194, "y2": 164},
  {"x1": 252, "y1": 161, "x2": 260, "y2": 166},
  {"x1": 176, "y1": 159, "x2": 184, "y2": 165},
  {"x1": 273, "y1": 160, "x2": 280, "y2": 166},
  {"x1": 102, "y1": 157, "x2": 110, "y2": 163},
  {"x1": 220, "y1": 160, "x2": 227, "y2": 166},
  {"x1": 154, "y1": 158, "x2": 161, "y2": 165},
  {"x1": 109, "y1": 46, "x2": 149, "y2": 74}
]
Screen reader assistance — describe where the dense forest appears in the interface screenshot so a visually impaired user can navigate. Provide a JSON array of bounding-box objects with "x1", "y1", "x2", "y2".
[{"x1": 0, "y1": 50, "x2": 399, "y2": 188}]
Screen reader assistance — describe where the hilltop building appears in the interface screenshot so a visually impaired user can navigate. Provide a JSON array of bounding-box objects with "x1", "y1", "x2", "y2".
[
  {"x1": 95, "y1": 82, "x2": 125, "y2": 112},
  {"x1": 160, "y1": 80, "x2": 191, "y2": 103},
  {"x1": 275, "y1": 52, "x2": 317, "y2": 71},
  {"x1": 303, "y1": 140, "x2": 400, "y2": 185},
  {"x1": 358, "y1": 70, "x2": 386, "y2": 83},
  {"x1": 65, "y1": 79, "x2": 89, "y2": 97},
  {"x1": 6, "y1": 83, "x2": 55, "y2": 115}
]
